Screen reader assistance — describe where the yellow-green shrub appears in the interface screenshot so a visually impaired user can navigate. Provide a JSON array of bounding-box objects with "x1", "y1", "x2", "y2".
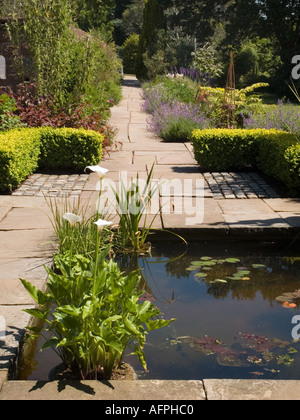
[
  {"x1": 257, "y1": 134, "x2": 300, "y2": 195},
  {"x1": 38, "y1": 127, "x2": 104, "y2": 171},
  {"x1": 0, "y1": 128, "x2": 41, "y2": 192},
  {"x1": 0, "y1": 127, "x2": 104, "y2": 193},
  {"x1": 191, "y1": 128, "x2": 300, "y2": 195},
  {"x1": 191, "y1": 128, "x2": 269, "y2": 170}
]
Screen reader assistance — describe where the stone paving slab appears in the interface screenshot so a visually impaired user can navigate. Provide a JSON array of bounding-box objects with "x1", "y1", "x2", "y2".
[
  {"x1": 203, "y1": 379, "x2": 300, "y2": 400},
  {"x1": 0, "y1": 379, "x2": 205, "y2": 401},
  {"x1": 1, "y1": 378, "x2": 300, "y2": 400}
]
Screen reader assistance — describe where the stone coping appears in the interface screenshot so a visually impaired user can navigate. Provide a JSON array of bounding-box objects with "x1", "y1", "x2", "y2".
[{"x1": 1, "y1": 378, "x2": 300, "y2": 400}]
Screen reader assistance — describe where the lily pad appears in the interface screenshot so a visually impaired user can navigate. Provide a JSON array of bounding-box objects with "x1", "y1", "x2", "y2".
[
  {"x1": 225, "y1": 258, "x2": 241, "y2": 263},
  {"x1": 194, "y1": 272, "x2": 208, "y2": 278},
  {"x1": 186, "y1": 266, "x2": 197, "y2": 271},
  {"x1": 252, "y1": 264, "x2": 267, "y2": 269}
]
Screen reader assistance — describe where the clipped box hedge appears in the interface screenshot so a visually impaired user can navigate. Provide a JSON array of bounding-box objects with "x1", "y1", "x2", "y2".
[
  {"x1": 191, "y1": 128, "x2": 277, "y2": 171},
  {"x1": 191, "y1": 128, "x2": 300, "y2": 195},
  {"x1": 257, "y1": 133, "x2": 300, "y2": 195},
  {"x1": 0, "y1": 127, "x2": 104, "y2": 193},
  {"x1": 0, "y1": 128, "x2": 41, "y2": 192},
  {"x1": 38, "y1": 127, "x2": 104, "y2": 171}
]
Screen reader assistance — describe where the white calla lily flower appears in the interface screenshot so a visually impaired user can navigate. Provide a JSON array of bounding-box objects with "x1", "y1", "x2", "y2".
[
  {"x1": 63, "y1": 213, "x2": 82, "y2": 226},
  {"x1": 94, "y1": 218, "x2": 113, "y2": 231},
  {"x1": 85, "y1": 165, "x2": 109, "y2": 179}
]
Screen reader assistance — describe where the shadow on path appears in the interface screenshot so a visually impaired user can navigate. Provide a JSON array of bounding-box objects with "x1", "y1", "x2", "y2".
[{"x1": 122, "y1": 77, "x2": 140, "y2": 88}]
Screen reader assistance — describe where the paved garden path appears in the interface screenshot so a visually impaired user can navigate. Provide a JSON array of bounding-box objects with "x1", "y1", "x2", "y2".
[{"x1": 0, "y1": 75, "x2": 300, "y2": 400}]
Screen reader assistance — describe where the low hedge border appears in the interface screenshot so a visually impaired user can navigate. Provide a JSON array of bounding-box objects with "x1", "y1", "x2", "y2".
[
  {"x1": 191, "y1": 128, "x2": 300, "y2": 196},
  {"x1": 0, "y1": 127, "x2": 104, "y2": 193},
  {"x1": 39, "y1": 127, "x2": 103, "y2": 171},
  {"x1": 0, "y1": 128, "x2": 41, "y2": 192}
]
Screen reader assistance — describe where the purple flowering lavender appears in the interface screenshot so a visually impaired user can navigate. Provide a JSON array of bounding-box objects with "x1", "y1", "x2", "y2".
[
  {"x1": 242, "y1": 101, "x2": 300, "y2": 134},
  {"x1": 147, "y1": 100, "x2": 210, "y2": 141}
]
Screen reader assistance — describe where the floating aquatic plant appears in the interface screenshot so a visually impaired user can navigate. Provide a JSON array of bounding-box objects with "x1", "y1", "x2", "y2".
[{"x1": 173, "y1": 331, "x2": 299, "y2": 373}]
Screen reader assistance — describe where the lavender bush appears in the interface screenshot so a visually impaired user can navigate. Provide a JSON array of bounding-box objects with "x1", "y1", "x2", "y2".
[
  {"x1": 242, "y1": 101, "x2": 300, "y2": 135},
  {"x1": 147, "y1": 100, "x2": 210, "y2": 142}
]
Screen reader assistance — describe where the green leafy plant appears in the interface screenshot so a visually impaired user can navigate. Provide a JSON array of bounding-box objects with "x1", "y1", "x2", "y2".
[
  {"x1": 21, "y1": 247, "x2": 174, "y2": 380},
  {"x1": 111, "y1": 163, "x2": 161, "y2": 253},
  {"x1": 0, "y1": 94, "x2": 25, "y2": 131},
  {"x1": 0, "y1": 128, "x2": 41, "y2": 192}
]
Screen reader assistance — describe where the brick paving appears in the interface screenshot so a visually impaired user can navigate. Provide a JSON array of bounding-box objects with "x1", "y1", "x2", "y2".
[
  {"x1": 203, "y1": 171, "x2": 280, "y2": 199},
  {"x1": 12, "y1": 173, "x2": 89, "y2": 197}
]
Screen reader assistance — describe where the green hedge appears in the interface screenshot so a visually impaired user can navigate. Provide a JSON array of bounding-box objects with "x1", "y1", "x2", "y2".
[
  {"x1": 0, "y1": 127, "x2": 104, "y2": 193},
  {"x1": 257, "y1": 133, "x2": 300, "y2": 195},
  {"x1": 0, "y1": 128, "x2": 41, "y2": 192},
  {"x1": 191, "y1": 128, "x2": 299, "y2": 195},
  {"x1": 191, "y1": 128, "x2": 267, "y2": 171},
  {"x1": 38, "y1": 127, "x2": 103, "y2": 171}
]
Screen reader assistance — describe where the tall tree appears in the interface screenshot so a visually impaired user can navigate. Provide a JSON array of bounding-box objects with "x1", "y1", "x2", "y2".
[
  {"x1": 73, "y1": 0, "x2": 116, "y2": 38},
  {"x1": 225, "y1": 0, "x2": 300, "y2": 92},
  {"x1": 135, "y1": 0, "x2": 165, "y2": 80}
]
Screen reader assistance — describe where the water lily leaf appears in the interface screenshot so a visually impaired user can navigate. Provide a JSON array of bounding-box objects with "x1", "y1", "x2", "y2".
[
  {"x1": 215, "y1": 279, "x2": 227, "y2": 283},
  {"x1": 237, "y1": 270, "x2": 251, "y2": 276},
  {"x1": 201, "y1": 256, "x2": 212, "y2": 261},
  {"x1": 186, "y1": 266, "x2": 197, "y2": 271},
  {"x1": 194, "y1": 272, "x2": 208, "y2": 278},
  {"x1": 252, "y1": 264, "x2": 267, "y2": 269},
  {"x1": 225, "y1": 258, "x2": 240, "y2": 263}
]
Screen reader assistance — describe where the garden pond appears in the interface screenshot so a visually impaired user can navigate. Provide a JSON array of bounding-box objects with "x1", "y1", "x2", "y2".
[{"x1": 17, "y1": 239, "x2": 300, "y2": 381}]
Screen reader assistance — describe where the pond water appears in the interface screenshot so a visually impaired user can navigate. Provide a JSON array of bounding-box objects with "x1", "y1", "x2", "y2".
[{"x1": 17, "y1": 240, "x2": 300, "y2": 381}]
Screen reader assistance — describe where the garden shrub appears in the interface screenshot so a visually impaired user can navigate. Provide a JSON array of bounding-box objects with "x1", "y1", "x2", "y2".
[
  {"x1": 148, "y1": 100, "x2": 210, "y2": 142},
  {"x1": 0, "y1": 127, "x2": 104, "y2": 192},
  {"x1": 0, "y1": 128, "x2": 40, "y2": 192},
  {"x1": 192, "y1": 128, "x2": 299, "y2": 195},
  {"x1": 191, "y1": 128, "x2": 262, "y2": 170},
  {"x1": 0, "y1": 94, "x2": 25, "y2": 132},
  {"x1": 256, "y1": 132, "x2": 300, "y2": 195},
  {"x1": 38, "y1": 127, "x2": 103, "y2": 171}
]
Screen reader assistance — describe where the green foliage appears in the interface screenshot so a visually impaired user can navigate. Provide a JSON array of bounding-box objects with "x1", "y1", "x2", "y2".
[
  {"x1": 121, "y1": 33, "x2": 140, "y2": 74},
  {"x1": 191, "y1": 128, "x2": 262, "y2": 171},
  {"x1": 159, "y1": 117, "x2": 201, "y2": 142},
  {"x1": 192, "y1": 43, "x2": 223, "y2": 81},
  {"x1": 0, "y1": 94, "x2": 25, "y2": 131},
  {"x1": 8, "y1": 0, "x2": 74, "y2": 106},
  {"x1": 0, "y1": 127, "x2": 104, "y2": 192},
  {"x1": 192, "y1": 128, "x2": 299, "y2": 195},
  {"x1": 257, "y1": 134, "x2": 300, "y2": 196},
  {"x1": 196, "y1": 83, "x2": 269, "y2": 126},
  {"x1": 7, "y1": 0, "x2": 122, "y2": 115},
  {"x1": 0, "y1": 128, "x2": 40, "y2": 192},
  {"x1": 135, "y1": 0, "x2": 165, "y2": 80},
  {"x1": 21, "y1": 247, "x2": 174, "y2": 379},
  {"x1": 111, "y1": 163, "x2": 160, "y2": 253},
  {"x1": 73, "y1": 0, "x2": 115, "y2": 38},
  {"x1": 38, "y1": 127, "x2": 103, "y2": 172}
]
